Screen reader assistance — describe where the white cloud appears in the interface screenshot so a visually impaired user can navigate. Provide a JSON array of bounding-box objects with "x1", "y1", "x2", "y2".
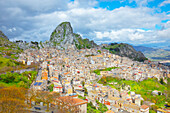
[
  {"x1": 7, "y1": 6, "x2": 169, "y2": 45},
  {"x1": 0, "y1": 0, "x2": 169, "y2": 48},
  {"x1": 8, "y1": 27, "x2": 16, "y2": 32},
  {"x1": 0, "y1": 0, "x2": 69, "y2": 12},
  {"x1": 159, "y1": 0, "x2": 170, "y2": 7},
  {"x1": 68, "y1": 0, "x2": 98, "y2": 9},
  {"x1": 94, "y1": 28, "x2": 170, "y2": 45},
  {"x1": 129, "y1": 0, "x2": 154, "y2": 6}
]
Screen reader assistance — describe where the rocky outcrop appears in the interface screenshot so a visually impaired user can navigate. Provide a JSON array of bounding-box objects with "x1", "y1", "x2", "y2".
[
  {"x1": 103, "y1": 43, "x2": 147, "y2": 62},
  {"x1": 48, "y1": 22, "x2": 98, "y2": 49}
]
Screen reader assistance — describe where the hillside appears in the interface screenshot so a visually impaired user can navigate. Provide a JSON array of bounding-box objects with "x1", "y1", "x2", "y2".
[
  {"x1": 102, "y1": 43, "x2": 147, "y2": 62},
  {"x1": 0, "y1": 31, "x2": 22, "y2": 59},
  {"x1": 0, "y1": 31, "x2": 39, "y2": 73},
  {"x1": 0, "y1": 30, "x2": 8, "y2": 40},
  {"x1": 0, "y1": 32, "x2": 23, "y2": 72}
]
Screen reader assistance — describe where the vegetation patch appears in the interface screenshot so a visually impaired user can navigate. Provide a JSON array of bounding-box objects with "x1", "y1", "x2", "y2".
[
  {"x1": 0, "y1": 56, "x2": 20, "y2": 69},
  {"x1": 98, "y1": 76, "x2": 168, "y2": 108},
  {"x1": 87, "y1": 100, "x2": 108, "y2": 113},
  {"x1": 0, "y1": 71, "x2": 37, "y2": 88},
  {"x1": 93, "y1": 67, "x2": 119, "y2": 75},
  {"x1": 85, "y1": 54, "x2": 95, "y2": 57}
]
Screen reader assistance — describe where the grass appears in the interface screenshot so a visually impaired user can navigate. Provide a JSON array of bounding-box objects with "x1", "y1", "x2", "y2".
[
  {"x1": 87, "y1": 100, "x2": 108, "y2": 113},
  {"x1": 75, "y1": 37, "x2": 94, "y2": 49},
  {"x1": 0, "y1": 56, "x2": 20, "y2": 69},
  {"x1": 78, "y1": 95, "x2": 86, "y2": 100},
  {"x1": 98, "y1": 77, "x2": 168, "y2": 108},
  {"x1": 0, "y1": 71, "x2": 37, "y2": 88},
  {"x1": 93, "y1": 67, "x2": 119, "y2": 75},
  {"x1": 51, "y1": 31, "x2": 56, "y2": 41},
  {"x1": 74, "y1": 33, "x2": 80, "y2": 38},
  {"x1": 0, "y1": 60, "x2": 39, "y2": 74},
  {"x1": 0, "y1": 37, "x2": 23, "y2": 70}
]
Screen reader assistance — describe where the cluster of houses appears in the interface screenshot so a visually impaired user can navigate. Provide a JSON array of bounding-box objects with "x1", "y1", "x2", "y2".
[{"x1": 17, "y1": 47, "x2": 169, "y2": 113}]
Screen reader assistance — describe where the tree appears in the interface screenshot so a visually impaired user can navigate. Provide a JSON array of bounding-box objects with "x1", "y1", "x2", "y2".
[
  {"x1": 97, "y1": 50, "x2": 101, "y2": 54},
  {"x1": 0, "y1": 86, "x2": 27, "y2": 113},
  {"x1": 82, "y1": 81, "x2": 85, "y2": 88},
  {"x1": 55, "y1": 96, "x2": 80, "y2": 113},
  {"x1": 25, "y1": 88, "x2": 36, "y2": 108},
  {"x1": 151, "y1": 105, "x2": 158, "y2": 112},
  {"x1": 48, "y1": 83, "x2": 54, "y2": 92},
  {"x1": 160, "y1": 78, "x2": 164, "y2": 85},
  {"x1": 36, "y1": 91, "x2": 60, "y2": 112},
  {"x1": 46, "y1": 92, "x2": 60, "y2": 111},
  {"x1": 84, "y1": 87, "x2": 88, "y2": 96}
]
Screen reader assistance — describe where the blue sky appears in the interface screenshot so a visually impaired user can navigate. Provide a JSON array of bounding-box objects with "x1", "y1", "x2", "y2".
[{"x1": 0, "y1": 0, "x2": 169, "y2": 49}]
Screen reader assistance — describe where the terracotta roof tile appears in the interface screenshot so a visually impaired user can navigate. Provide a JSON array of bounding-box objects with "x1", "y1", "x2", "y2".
[
  {"x1": 57, "y1": 96, "x2": 87, "y2": 106},
  {"x1": 105, "y1": 110, "x2": 114, "y2": 113},
  {"x1": 140, "y1": 105, "x2": 149, "y2": 109}
]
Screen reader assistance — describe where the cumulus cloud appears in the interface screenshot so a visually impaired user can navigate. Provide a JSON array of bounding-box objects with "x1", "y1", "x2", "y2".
[
  {"x1": 159, "y1": 0, "x2": 170, "y2": 7},
  {"x1": 93, "y1": 28, "x2": 169, "y2": 45},
  {"x1": 68, "y1": 0, "x2": 98, "y2": 9},
  {"x1": 129, "y1": 0, "x2": 154, "y2": 6},
  {"x1": 0, "y1": 0, "x2": 169, "y2": 48}
]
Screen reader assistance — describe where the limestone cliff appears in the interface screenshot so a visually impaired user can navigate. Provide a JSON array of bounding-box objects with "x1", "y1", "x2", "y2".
[{"x1": 48, "y1": 22, "x2": 98, "y2": 49}]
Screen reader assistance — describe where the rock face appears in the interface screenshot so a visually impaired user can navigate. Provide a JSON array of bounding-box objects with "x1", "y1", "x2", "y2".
[
  {"x1": 0, "y1": 30, "x2": 8, "y2": 40},
  {"x1": 48, "y1": 22, "x2": 98, "y2": 49},
  {"x1": 103, "y1": 43, "x2": 147, "y2": 62}
]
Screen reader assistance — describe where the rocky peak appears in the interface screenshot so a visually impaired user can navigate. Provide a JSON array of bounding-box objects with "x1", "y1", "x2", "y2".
[
  {"x1": 49, "y1": 22, "x2": 98, "y2": 50},
  {"x1": 50, "y1": 22, "x2": 73, "y2": 41},
  {"x1": 49, "y1": 22, "x2": 77, "y2": 49}
]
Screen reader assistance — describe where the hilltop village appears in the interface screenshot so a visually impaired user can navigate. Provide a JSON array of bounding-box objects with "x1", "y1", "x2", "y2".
[{"x1": 17, "y1": 47, "x2": 169, "y2": 113}]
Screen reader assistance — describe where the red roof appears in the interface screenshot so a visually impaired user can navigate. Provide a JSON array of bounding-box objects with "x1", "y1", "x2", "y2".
[
  {"x1": 54, "y1": 87, "x2": 62, "y2": 88},
  {"x1": 141, "y1": 105, "x2": 149, "y2": 109},
  {"x1": 85, "y1": 99, "x2": 88, "y2": 101},
  {"x1": 57, "y1": 96, "x2": 88, "y2": 106}
]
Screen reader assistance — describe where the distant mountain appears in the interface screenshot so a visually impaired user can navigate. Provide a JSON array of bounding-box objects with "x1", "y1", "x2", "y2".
[
  {"x1": 102, "y1": 43, "x2": 147, "y2": 62},
  {"x1": 41, "y1": 22, "x2": 98, "y2": 49},
  {"x1": 133, "y1": 46, "x2": 170, "y2": 61},
  {"x1": 133, "y1": 46, "x2": 157, "y2": 52}
]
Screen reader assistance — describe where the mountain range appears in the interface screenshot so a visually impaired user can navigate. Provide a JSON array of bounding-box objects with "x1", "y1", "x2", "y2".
[{"x1": 134, "y1": 46, "x2": 170, "y2": 61}]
